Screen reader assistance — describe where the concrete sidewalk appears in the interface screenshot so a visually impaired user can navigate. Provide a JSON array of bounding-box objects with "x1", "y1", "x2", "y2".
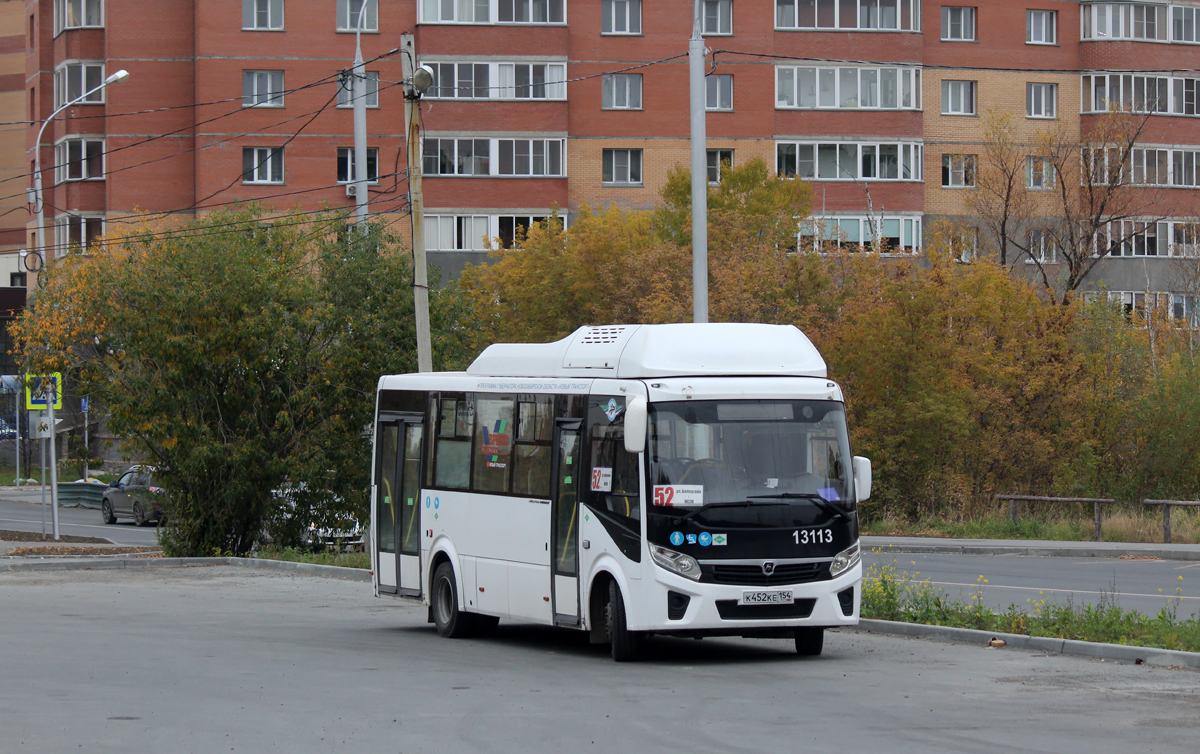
[{"x1": 862, "y1": 535, "x2": 1200, "y2": 561}]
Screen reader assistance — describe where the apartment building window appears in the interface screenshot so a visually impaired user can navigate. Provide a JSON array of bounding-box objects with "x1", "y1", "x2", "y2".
[
  {"x1": 706, "y1": 74, "x2": 733, "y2": 110},
  {"x1": 1026, "y1": 9, "x2": 1056, "y2": 43},
  {"x1": 602, "y1": 0, "x2": 642, "y2": 34},
  {"x1": 500, "y1": 63, "x2": 567, "y2": 99},
  {"x1": 336, "y1": 147, "x2": 379, "y2": 183},
  {"x1": 602, "y1": 149, "x2": 642, "y2": 185},
  {"x1": 941, "y1": 80, "x2": 976, "y2": 114},
  {"x1": 242, "y1": 0, "x2": 283, "y2": 30},
  {"x1": 1083, "y1": 73, "x2": 1174, "y2": 114},
  {"x1": 941, "y1": 6, "x2": 975, "y2": 40},
  {"x1": 54, "y1": 214, "x2": 103, "y2": 256},
  {"x1": 498, "y1": 215, "x2": 549, "y2": 247},
  {"x1": 799, "y1": 215, "x2": 922, "y2": 252},
  {"x1": 775, "y1": 0, "x2": 923, "y2": 30},
  {"x1": 1131, "y1": 147, "x2": 1170, "y2": 185},
  {"x1": 242, "y1": 147, "x2": 284, "y2": 183},
  {"x1": 1026, "y1": 156, "x2": 1054, "y2": 189},
  {"x1": 941, "y1": 154, "x2": 977, "y2": 187},
  {"x1": 1170, "y1": 147, "x2": 1200, "y2": 186},
  {"x1": 777, "y1": 65, "x2": 921, "y2": 109},
  {"x1": 703, "y1": 0, "x2": 732, "y2": 34},
  {"x1": 498, "y1": 139, "x2": 565, "y2": 176},
  {"x1": 55, "y1": 0, "x2": 102, "y2": 34},
  {"x1": 1082, "y1": 3, "x2": 1168, "y2": 41},
  {"x1": 1027, "y1": 230, "x2": 1057, "y2": 263},
  {"x1": 429, "y1": 64, "x2": 490, "y2": 99},
  {"x1": 10, "y1": 273, "x2": 26, "y2": 288},
  {"x1": 55, "y1": 138, "x2": 103, "y2": 182},
  {"x1": 54, "y1": 63, "x2": 104, "y2": 107},
  {"x1": 1104, "y1": 220, "x2": 1169, "y2": 257},
  {"x1": 499, "y1": 0, "x2": 565, "y2": 22},
  {"x1": 602, "y1": 74, "x2": 642, "y2": 109},
  {"x1": 422, "y1": 0, "x2": 487, "y2": 22},
  {"x1": 777, "y1": 141, "x2": 923, "y2": 180},
  {"x1": 243, "y1": 71, "x2": 285, "y2": 107},
  {"x1": 424, "y1": 138, "x2": 491, "y2": 176},
  {"x1": 427, "y1": 215, "x2": 490, "y2": 251},
  {"x1": 1175, "y1": 5, "x2": 1200, "y2": 41},
  {"x1": 337, "y1": 0, "x2": 377, "y2": 31},
  {"x1": 707, "y1": 149, "x2": 733, "y2": 183},
  {"x1": 1026, "y1": 82, "x2": 1056, "y2": 118},
  {"x1": 336, "y1": 71, "x2": 379, "y2": 107}
]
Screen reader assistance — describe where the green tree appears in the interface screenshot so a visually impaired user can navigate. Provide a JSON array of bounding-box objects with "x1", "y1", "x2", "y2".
[{"x1": 14, "y1": 209, "x2": 480, "y2": 555}]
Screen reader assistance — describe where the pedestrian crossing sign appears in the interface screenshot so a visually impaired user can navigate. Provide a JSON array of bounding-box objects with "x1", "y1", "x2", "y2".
[{"x1": 25, "y1": 373, "x2": 63, "y2": 410}]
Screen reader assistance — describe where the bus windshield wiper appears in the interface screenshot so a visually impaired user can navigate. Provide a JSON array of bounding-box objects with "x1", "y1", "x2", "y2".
[
  {"x1": 746, "y1": 492, "x2": 853, "y2": 521},
  {"x1": 677, "y1": 500, "x2": 789, "y2": 521}
]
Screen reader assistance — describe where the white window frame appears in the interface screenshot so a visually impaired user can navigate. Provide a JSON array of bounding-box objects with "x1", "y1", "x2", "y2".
[
  {"x1": 799, "y1": 215, "x2": 923, "y2": 253},
  {"x1": 706, "y1": 74, "x2": 733, "y2": 111},
  {"x1": 242, "y1": 0, "x2": 284, "y2": 30},
  {"x1": 426, "y1": 62, "x2": 566, "y2": 100},
  {"x1": 602, "y1": 148, "x2": 643, "y2": 185},
  {"x1": 602, "y1": 74, "x2": 643, "y2": 109},
  {"x1": 1082, "y1": 2, "x2": 1169, "y2": 41},
  {"x1": 55, "y1": 137, "x2": 104, "y2": 182},
  {"x1": 423, "y1": 138, "x2": 492, "y2": 176},
  {"x1": 602, "y1": 0, "x2": 642, "y2": 34},
  {"x1": 702, "y1": 0, "x2": 733, "y2": 35},
  {"x1": 426, "y1": 215, "x2": 491, "y2": 251},
  {"x1": 707, "y1": 149, "x2": 733, "y2": 184},
  {"x1": 337, "y1": 0, "x2": 378, "y2": 32},
  {"x1": 1027, "y1": 9, "x2": 1056, "y2": 44},
  {"x1": 776, "y1": 65, "x2": 921, "y2": 110},
  {"x1": 53, "y1": 214, "x2": 104, "y2": 256},
  {"x1": 337, "y1": 147, "x2": 380, "y2": 184},
  {"x1": 941, "y1": 6, "x2": 976, "y2": 41},
  {"x1": 243, "y1": 147, "x2": 284, "y2": 184},
  {"x1": 428, "y1": 63, "x2": 490, "y2": 100},
  {"x1": 1026, "y1": 156, "x2": 1054, "y2": 189},
  {"x1": 774, "y1": 0, "x2": 923, "y2": 31},
  {"x1": 53, "y1": 61, "x2": 105, "y2": 108},
  {"x1": 337, "y1": 71, "x2": 380, "y2": 108},
  {"x1": 941, "y1": 153, "x2": 977, "y2": 188},
  {"x1": 775, "y1": 140, "x2": 924, "y2": 181},
  {"x1": 498, "y1": 63, "x2": 567, "y2": 100},
  {"x1": 498, "y1": 0, "x2": 566, "y2": 23},
  {"x1": 1083, "y1": 73, "x2": 1175, "y2": 114},
  {"x1": 1174, "y1": 4, "x2": 1200, "y2": 42},
  {"x1": 497, "y1": 139, "x2": 565, "y2": 177},
  {"x1": 941, "y1": 79, "x2": 977, "y2": 115},
  {"x1": 243, "y1": 70, "x2": 285, "y2": 108},
  {"x1": 55, "y1": 0, "x2": 103, "y2": 35},
  {"x1": 1026, "y1": 82, "x2": 1056, "y2": 118},
  {"x1": 1026, "y1": 229, "x2": 1057, "y2": 263}
]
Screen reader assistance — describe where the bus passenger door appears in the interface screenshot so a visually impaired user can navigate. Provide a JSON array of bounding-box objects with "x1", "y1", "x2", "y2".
[
  {"x1": 551, "y1": 420, "x2": 582, "y2": 624},
  {"x1": 375, "y1": 421, "x2": 400, "y2": 594},
  {"x1": 397, "y1": 421, "x2": 424, "y2": 594}
]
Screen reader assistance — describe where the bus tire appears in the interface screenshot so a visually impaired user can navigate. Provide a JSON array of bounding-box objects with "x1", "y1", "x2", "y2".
[
  {"x1": 794, "y1": 627, "x2": 824, "y2": 656},
  {"x1": 607, "y1": 580, "x2": 642, "y2": 662},
  {"x1": 432, "y1": 562, "x2": 472, "y2": 638}
]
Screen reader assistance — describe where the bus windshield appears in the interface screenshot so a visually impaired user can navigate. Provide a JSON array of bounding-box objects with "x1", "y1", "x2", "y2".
[{"x1": 648, "y1": 400, "x2": 853, "y2": 511}]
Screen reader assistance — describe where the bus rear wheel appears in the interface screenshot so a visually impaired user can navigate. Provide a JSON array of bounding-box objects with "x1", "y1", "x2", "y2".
[
  {"x1": 432, "y1": 562, "x2": 475, "y2": 638},
  {"x1": 607, "y1": 580, "x2": 643, "y2": 662},
  {"x1": 794, "y1": 627, "x2": 824, "y2": 656}
]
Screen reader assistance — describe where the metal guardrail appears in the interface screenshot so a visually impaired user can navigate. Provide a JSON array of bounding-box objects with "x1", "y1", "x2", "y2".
[
  {"x1": 56, "y1": 482, "x2": 105, "y2": 509},
  {"x1": 996, "y1": 494, "x2": 1200, "y2": 543}
]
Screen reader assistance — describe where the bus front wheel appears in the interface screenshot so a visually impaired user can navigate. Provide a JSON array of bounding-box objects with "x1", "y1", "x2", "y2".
[
  {"x1": 607, "y1": 580, "x2": 643, "y2": 662},
  {"x1": 432, "y1": 562, "x2": 474, "y2": 638}
]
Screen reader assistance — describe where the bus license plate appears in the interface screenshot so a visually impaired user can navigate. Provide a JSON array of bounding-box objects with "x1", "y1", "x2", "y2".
[{"x1": 739, "y1": 589, "x2": 793, "y2": 606}]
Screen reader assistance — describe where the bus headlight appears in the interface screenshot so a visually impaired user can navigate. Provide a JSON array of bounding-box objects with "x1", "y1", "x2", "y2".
[
  {"x1": 830, "y1": 542, "x2": 861, "y2": 578},
  {"x1": 650, "y1": 544, "x2": 702, "y2": 581}
]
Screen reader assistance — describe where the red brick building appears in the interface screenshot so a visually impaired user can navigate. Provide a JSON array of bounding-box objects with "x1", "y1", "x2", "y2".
[{"x1": 17, "y1": 1, "x2": 1200, "y2": 299}]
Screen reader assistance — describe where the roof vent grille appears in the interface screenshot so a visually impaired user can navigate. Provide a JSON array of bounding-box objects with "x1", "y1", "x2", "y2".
[{"x1": 580, "y1": 326, "x2": 627, "y2": 345}]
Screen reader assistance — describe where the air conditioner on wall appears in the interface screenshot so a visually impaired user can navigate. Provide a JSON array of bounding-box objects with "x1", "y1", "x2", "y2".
[{"x1": 345, "y1": 184, "x2": 357, "y2": 197}]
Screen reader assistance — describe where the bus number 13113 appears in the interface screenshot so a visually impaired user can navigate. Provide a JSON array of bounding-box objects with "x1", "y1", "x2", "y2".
[{"x1": 794, "y1": 529, "x2": 832, "y2": 544}]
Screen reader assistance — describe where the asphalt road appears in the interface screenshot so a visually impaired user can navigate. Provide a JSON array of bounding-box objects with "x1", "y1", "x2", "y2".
[
  {"x1": 864, "y1": 551, "x2": 1200, "y2": 619},
  {"x1": 1, "y1": 567, "x2": 1198, "y2": 753},
  {"x1": 0, "y1": 492, "x2": 160, "y2": 545}
]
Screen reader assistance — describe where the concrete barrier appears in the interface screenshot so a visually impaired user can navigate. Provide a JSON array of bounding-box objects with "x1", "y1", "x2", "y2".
[{"x1": 56, "y1": 482, "x2": 106, "y2": 509}]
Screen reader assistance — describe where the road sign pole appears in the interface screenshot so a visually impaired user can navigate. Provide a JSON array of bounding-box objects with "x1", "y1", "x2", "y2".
[
  {"x1": 40, "y1": 439, "x2": 45, "y2": 536},
  {"x1": 14, "y1": 391, "x2": 19, "y2": 486},
  {"x1": 48, "y1": 387, "x2": 59, "y2": 541}
]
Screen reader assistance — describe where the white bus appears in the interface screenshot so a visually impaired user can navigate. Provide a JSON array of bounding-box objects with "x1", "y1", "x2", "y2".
[{"x1": 371, "y1": 323, "x2": 870, "y2": 660}]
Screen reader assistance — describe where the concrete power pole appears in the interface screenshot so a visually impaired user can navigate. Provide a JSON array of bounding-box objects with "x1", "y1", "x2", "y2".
[
  {"x1": 401, "y1": 33, "x2": 433, "y2": 374},
  {"x1": 352, "y1": 7, "x2": 370, "y2": 226},
  {"x1": 689, "y1": 0, "x2": 709, "y2": 324}
]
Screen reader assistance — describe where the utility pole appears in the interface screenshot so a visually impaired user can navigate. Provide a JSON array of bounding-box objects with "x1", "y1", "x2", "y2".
[
  {"x1": 689, "y1": 0, "x2": 709, "y2": 324},
  {"x1": 46, "y1": 378, "x2": 60, "y2": 541},
  {"x1": 402, "y1": 33, "x2": 433, "y2": 373},
  {"x1": 351, "y1": 5, "x2": 370, "y2": 226}
]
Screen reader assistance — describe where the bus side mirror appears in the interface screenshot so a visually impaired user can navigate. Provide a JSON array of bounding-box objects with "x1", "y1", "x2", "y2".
[
  {"x1": 624, "y1": 396, "x2": 647, "y2": 455},
  {"x1": 853, "y1": 456, "x2": 872, "y2": 503}
]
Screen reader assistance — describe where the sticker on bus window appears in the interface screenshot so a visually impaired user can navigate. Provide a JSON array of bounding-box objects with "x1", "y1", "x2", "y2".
[
  {"x1": 653, "y1": 485, "x2": 704, "y2": 508},
  {"x1": 591, "y1": 467, "x2": 613, "y2": 492}
]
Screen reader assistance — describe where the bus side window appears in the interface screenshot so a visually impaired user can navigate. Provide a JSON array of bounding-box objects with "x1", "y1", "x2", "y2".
[
  {"x1": 586, "y1": 396, "x2": 640, "y2": 527},
  {"x1": 432, "y1": 395, "x2": 471, "y2": 489},
  {"x1": 512, "y1": 395, "x2": 553, "y2": 497},
  {"x1": 473, "y1": 395, "x2": 515, "y2": 493}
]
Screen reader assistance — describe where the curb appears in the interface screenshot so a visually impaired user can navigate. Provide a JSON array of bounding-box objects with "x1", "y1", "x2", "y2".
[
  {"x1": 863, "y1": 540, "x2": 1200, "y2": 561},
  {"x1": 848, "y1": 618, "x2": 1200, "y2": 670},
  {"x1": 0, "y1": 555, "x2": 371, "y2": 582}
]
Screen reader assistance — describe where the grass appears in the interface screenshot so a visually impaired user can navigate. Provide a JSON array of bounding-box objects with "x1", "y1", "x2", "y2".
[
  {"x1": 253, "y1": 545, "x2": 369, "y2": 570},
  {"x1": 862, "y1": 507, "x2": 1200, "y2": 544},
  {"x1": 861, "y1": 558, "x2": 1200, "y2": 653}
]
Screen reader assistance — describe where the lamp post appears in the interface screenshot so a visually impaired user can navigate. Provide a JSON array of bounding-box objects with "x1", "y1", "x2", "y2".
[
  {"x1": 33, "y1": 69, "x2": 129, "y2": 266},
  {"x1": 688, "y1": 0, "x2": 708, "y2": 323}
]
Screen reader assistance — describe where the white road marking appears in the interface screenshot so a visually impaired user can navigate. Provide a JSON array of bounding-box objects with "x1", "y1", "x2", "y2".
[{"x1": 0, "y1": 515, "x2": 149, "y2": 537}]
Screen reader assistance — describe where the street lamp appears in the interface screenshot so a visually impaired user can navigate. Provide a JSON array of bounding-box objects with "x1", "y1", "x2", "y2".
[
  {"x1": 401, "y1": 33, "x2": 434, "y2": 373},
  {"x1": 32, "y1": 68, "x2": 129, "y2": 268}
]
